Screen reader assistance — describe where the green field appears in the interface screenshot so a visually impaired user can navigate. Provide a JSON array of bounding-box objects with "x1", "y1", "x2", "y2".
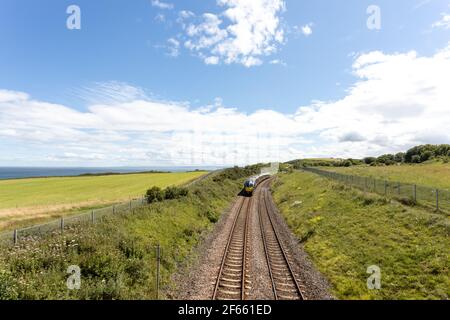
[
  {"x1": 272, "y1": 171, "x2": 449, "y2": 300},
  {"x1": 0, "y1": 171, "x2": 206, "y2": 230},
  {"x1": 0, "y1": 166, "x2": 258, "y2": 300},
  {"x1": 322, "y1": 162, "x2": 450, "y2": 190}
]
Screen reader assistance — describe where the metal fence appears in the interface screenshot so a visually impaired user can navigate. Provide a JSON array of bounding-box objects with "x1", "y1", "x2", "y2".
[
  {"x1": 0, "y1": 196, "x2": 147, "y2": 246},
  {"x1": 302, "y1": 167, "x2": 450, "y2": 214},
  {"x1": 0, "y1": 171, "x2": 216, "y2": 246}
]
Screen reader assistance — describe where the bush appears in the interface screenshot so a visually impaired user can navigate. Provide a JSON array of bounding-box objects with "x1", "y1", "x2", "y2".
[
  {"x1": 420, "y1": 151, "x2": 433, "y2": 162},
  {"x1": 411, "y1": 155, "x2": 421, "y2": 163},
  {"x1": 364, "y1": 157, "x2": 376, "y2": 165},
  {"x1": 342, "y1": 160, "x2": 352, "y2": 167},
  {"x1": 164, "y1": 186, "x2": 189, "y2": 200},
  {"x1": 377, "y1": 154, "x2": 395, "y2": 165},
  {"x1": 146, "y1": 186, "x2": 164, "y2": 204},
  {"x1": 205, "y1": 210, "x2": 219, "y2": 223},
  {"x1": 394, "y1": 152, "x2": 405, "y2": 163}
]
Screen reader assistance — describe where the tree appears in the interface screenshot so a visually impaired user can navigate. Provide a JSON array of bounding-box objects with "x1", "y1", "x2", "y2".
[
  {"x1": 420, "y1": 150, "x2": 433, "y2": 162},
  {"x1": 394, "y1": 152, "x2": 405, "y2": 163}
]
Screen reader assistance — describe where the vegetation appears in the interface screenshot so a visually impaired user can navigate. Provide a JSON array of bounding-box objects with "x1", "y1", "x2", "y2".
[
  {"x1": 289, "y1": 145, "x2": 450, "y2": 169},
  {"x1": 363, "y1": 145, "x2": 450, "y2": 166},
  {"x1": 272, "y1": 171, "x2": 450, "y2": 300},
  {"x1": 0, "y1": 171, "x2": 206, "y2": 231},
  {"x1": 145, "y1": 186, "x2": 189, "y2": 204},
  {"x1": 212, "y1": 164, "x2": 264, "y2": 182},
  {"x1": 287, "y1": 158, "x2": 363, "y2": 168},
  {"x1": 0, "y1": 166, "x2": 257, "y2": 300},
  {"x1": 323, "y1": 162, "x2": 450, "y2": 190}
]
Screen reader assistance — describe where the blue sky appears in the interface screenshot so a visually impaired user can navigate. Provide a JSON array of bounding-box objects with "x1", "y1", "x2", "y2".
[{"x1": 0, "y1": 0, "x2": 449, "y2": 166}]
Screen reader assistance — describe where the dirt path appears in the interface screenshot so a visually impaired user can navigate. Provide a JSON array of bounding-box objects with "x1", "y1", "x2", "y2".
[{"x1": 170, "y1": 178, "x2": 333, "y2": 300}]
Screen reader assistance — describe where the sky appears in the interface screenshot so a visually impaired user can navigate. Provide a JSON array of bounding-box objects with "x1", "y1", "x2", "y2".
[{"x1": 0, "y1": 0, "x2": 449, "y2": 167}]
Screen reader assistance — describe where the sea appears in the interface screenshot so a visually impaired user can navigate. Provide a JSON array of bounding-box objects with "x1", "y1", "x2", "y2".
[{"x1": 0, "y1": 166, "x2": 222, "y2": 180}]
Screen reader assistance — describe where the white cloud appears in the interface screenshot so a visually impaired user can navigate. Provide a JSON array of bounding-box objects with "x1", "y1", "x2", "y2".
[
  {"x1": 269, "y1": 59, "x2": 287, "y2": 66},
  {"x1": 204, "y1": 56, "x2": 220, "y2": 65},
  {"x1": 294, "y1": 23, "x2": 313, "y2": 36},
  {"x1": 432, "y1": 12, "x2": 450, "y2": 29},
  {"x1": 151, "y1": 0, "x2": 174, "y2": 10},
  {"x1": 179, "y1": 0, "x2": 286, "y2": 67},
  {"x1": 1, "y1": 44, "x2": 449, "y2": 165},
  {"x1": 167, "y1": 38, "x2": 180, "y2": 57}
]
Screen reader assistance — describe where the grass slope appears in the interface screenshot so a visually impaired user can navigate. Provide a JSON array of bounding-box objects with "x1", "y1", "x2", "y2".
[
  {"x1": 0, "y1": 166, "x2": 258, "y2": 300},
  {"x1": 323, "y1": 163, "x2": 450, "y2": 190},
  {"x1": 272, "y1": 171, "x2": 449, "y2": 300}
]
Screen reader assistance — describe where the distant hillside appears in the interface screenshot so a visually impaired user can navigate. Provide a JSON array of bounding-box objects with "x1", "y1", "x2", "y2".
[{"x1": 287, "y1": 144, "x2": 450, "y2": 168}]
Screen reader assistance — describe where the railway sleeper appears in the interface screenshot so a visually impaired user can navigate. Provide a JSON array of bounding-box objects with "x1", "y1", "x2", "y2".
[{"x1": 219, "y1": 283, "x2": 241, "y2": 289}]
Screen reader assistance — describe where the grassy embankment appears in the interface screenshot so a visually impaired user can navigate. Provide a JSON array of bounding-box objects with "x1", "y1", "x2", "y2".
[
  {"x1": 272, "y1": 170, "x2": 449, "y2": 300},
  {"x1": 322, "y1": 162, "x2": 450, "y2": 190},
  {"x1": 0, "y1": 166, "x2": 259, "y2": 299},
  {"x1": 0, "y1": 171, "x2": 206, "y2": 231}
]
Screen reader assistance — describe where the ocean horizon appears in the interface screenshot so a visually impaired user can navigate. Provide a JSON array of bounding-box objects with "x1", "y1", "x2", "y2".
[{"x1": 0, "y1": 166, "x2": 223, "y2": 180}]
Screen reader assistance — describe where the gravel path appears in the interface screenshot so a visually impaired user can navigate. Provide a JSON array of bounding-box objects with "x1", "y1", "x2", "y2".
[{"x1": 169, "y1": 179, "x2": 334, "y2": 300}]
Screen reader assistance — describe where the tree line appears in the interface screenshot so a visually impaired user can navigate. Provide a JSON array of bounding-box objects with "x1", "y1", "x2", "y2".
[{"x1": 288, "y1": 144, "x2": 450, "y2": 168}]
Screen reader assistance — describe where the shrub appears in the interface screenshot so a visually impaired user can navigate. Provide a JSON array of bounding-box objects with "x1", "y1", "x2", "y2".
[
  {"x1": 394, "y1": 152, "x2": 405, "y2": 163},
  {"x1": 364, "y1": 157, "x2": 376, "y2": 165},
  {"x1": 411, "y1": 155, "x2": 421, "y2": 163},
  {"x1": 420, "y1": 151, "x2": 433, "y2": 162},
  {"x1": 377, "y1": 154, "x2": 395, "y2": 165},
  {"x1": 343, "y1": 160, "x2": 352, "y2": 167},
  {"x1": 146, "y1": 186, "x2": 164, "y2": 203},
  {"x1": 205, "y1": 210, "x2": 219, "y2": 223},
  {"x1": 164, "y1": 186, "x2": 189, "y2": 200}
]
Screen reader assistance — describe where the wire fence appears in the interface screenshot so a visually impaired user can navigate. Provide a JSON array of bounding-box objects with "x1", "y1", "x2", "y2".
[
  {"x1": 0, "y1": 196, "x2": 147, "y2": 246},
  {"x1": 302, "y1": 167, "x2": 450, "y2": 214},
  {"x1": 0, "y1": 171, "x2": 215, "y2": 246}
]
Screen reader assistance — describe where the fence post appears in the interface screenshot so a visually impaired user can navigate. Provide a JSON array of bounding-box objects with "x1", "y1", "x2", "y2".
[
  {"x1": 436, "y1": 189, "x2": 439, "y2": 211},
  {"x1": 91, "y1": 210, "x2": 95, "y2": 224},
  {"x1": 373, "y1": 179, "x2": 376, "y2": 193},
  {"x1": 60, "y1": 217, "x2": 64, "y2": 234},
  {"x1": 398, "y1": 182, "x2": 401, "y2": 195},
  {"x1": 413, "y1": 185, "x2": 417, "y2": 202},
  {"x1": 384, "y1": 180, "x2": 387, "y2": 196},
  {"x1": 13, "y1": 229, "x2": 18, "y2": 245},
  {"x1": 156, "y1": 244, "x2": 161, "y2": 300},
  {"x1": 113, "y1": 205, "x2": 115, "y2": 214},
  {"x1": 129, "y1": 201, "x2": 132, "y2": 211}
]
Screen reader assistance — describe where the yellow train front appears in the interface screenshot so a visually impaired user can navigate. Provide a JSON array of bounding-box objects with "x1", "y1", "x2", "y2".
[{"x1": 243, "y1": 179, "x2": 256, "y2": 196}]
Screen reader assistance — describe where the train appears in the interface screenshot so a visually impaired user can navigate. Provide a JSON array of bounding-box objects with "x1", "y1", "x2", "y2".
[{"x1": 243, "y1": 174, "x2": 270, "y2": 196}]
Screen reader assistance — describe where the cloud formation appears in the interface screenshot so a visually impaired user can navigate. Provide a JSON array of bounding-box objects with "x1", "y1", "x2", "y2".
[
  {"x1": 151, "y1": 0, "x2": 174, "y2": 10},
  {"x1": 294, "y1": 23, "x2": 313, "y2": 36},
  {"x1": 178, "y1": 0, "x2": 286, "y2": 67},
  {"x1": 433, "y1": 12, "x2": 450, "y2": 29},
  {"x1": 1, "y1": 44, "x2": 449, "y2": 166}
]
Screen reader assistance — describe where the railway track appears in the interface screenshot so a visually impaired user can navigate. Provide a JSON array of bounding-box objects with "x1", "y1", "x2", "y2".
[
  {"x1": 212, "y1": 178, "x2": 305, "y2": 300},
  {"x1": 258, "y1": 180, "x2": 306, "y2": 300},
  {"x1": 212, "y1": 197, "x2": 252, "y2": 300}
]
